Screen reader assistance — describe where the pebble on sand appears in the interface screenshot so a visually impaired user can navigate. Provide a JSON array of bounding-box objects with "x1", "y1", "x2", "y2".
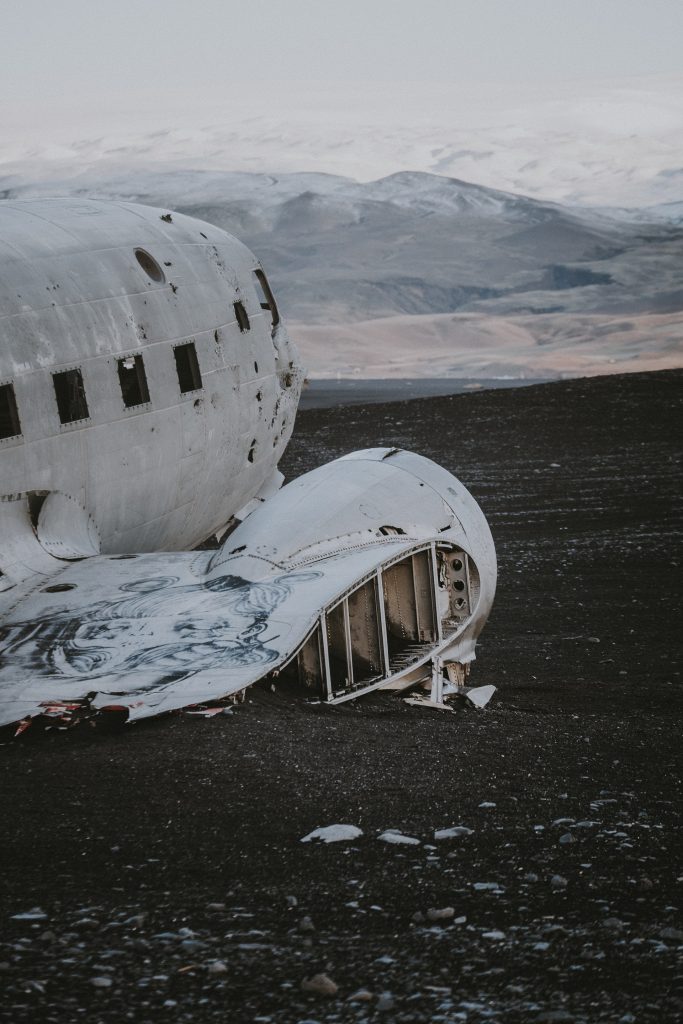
[
  {"x1": 207, "y1": 960, "x2": 229, "y2": 975},
  {"x1": 434, "y1": 826, "x2": 473, "y2": 839},
  {"x1": 378, "y1": 830, "x2": 421, "y2": 846},
  {"x1": 347, "y1": 989, "x2": 373, "y2": 1002},
  {"x1": 426, "y1": 906, "x2": 455, "y2": 921},
  {"x1": 301, "y1": 973, "x2": 339, "y2": 996}
]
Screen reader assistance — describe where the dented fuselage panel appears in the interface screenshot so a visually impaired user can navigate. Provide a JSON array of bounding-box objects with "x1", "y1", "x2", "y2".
[{"x1": 0, "y1": 198, "x2": 301, "y2": 585}]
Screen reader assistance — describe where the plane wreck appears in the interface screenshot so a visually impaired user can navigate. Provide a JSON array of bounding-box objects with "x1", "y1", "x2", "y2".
[{"x1": 0, "y1": 199, "x2": 496, "y2": 732}]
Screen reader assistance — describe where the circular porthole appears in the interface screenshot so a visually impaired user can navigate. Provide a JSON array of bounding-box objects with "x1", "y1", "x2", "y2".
[
  {"x1": 134, "y1": 249, "x2": 165, "y2": 283},
  {"x1": 42, "y1": 583, "x2": 76, "y2": 593}
]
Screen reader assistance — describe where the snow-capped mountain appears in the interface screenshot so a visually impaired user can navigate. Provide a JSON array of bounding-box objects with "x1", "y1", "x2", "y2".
[
  {"x1": 2, "y1": 75, "x2": 682, "y2": 208},
  {"x1": 1, "y1": 166, "x2": 680, "y2": 379}
]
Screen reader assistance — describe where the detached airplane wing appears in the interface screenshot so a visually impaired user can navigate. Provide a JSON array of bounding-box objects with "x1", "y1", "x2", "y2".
[{"x1": 0, "y1": 449, "x2": 496, "y2": 730}]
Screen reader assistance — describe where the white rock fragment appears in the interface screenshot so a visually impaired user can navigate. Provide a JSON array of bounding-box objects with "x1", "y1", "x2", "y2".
[
  {"x1": 465, "y1": 685, "x2": 497, "y2": 708},
  {"x1": 473, "y1": 882, "x2": 502, "y2": 891},
  {"x1": 482, "y1": 930, "x2": 506, "y2": 940},
  {"x1": 479, "y1": 802, "x2": 496, "y2": 809},
  {"x1": 90, "y1": 976, "x2": 113, "y2": 989},
  {"x1": 10, "y1": 908, "x2": 48, "y2": 921},
  {"x1": 207, "y1": 960, "x2": 228, "y2": 976},
  {"x1": 300, "y1": 824, "x2": 363, "y2": 844},
  {"x1": 378, "y1": 830, "x2": 421, "y2": 846},
  {"x1": 434, "y1": 826, "x2": 473, "y2": 840}
]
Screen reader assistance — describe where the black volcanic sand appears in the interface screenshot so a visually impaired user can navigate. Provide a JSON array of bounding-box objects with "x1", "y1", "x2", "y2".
[{"x1": 0, "y1": 370, "x2": 681, "y2": 1024}]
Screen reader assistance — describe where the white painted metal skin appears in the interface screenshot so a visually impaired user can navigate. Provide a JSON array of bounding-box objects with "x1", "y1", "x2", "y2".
[
  {"x1": 0, "y1": 200, "x2": 496, "y2": 731},
  {"x1": 0, "y1": 198, "x2": 301, "y2": 583}
]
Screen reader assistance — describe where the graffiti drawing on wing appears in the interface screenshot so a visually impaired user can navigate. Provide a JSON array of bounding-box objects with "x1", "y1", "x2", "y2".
[{"x1": 0, "y1": 571, "x2": 322, "y2": 691}]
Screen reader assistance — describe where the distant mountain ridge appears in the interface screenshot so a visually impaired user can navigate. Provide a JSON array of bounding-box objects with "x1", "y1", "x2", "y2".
[{"x1": 2, "y1": 168, "x2": 681, "y2": 378}]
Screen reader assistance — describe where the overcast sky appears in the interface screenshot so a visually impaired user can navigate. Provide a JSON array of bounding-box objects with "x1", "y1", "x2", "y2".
[
  {"x1": 2, "y1": 0, "x2": 682, "y2": 116},
  {"x1": 1, "y1": 0, "x2": 681, "y2": 206}
]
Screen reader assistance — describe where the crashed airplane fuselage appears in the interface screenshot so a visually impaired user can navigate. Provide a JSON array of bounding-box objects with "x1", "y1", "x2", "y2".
[{"x1": 0, "y1": 199, "x2": 496, "y2": 730}]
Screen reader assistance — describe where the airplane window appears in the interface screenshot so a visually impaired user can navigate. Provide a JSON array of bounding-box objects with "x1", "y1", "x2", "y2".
[
  {"x1": 52, "y1": 368, "x2": 90, "y2": 424},
  {"x1": 252, "y1": 269, "x2": 280, "y2": 333},
  {"x1": 0, "y1": 382, "x2": 21, "y2": 439},
  {"x1": 134, "y1": 249, "x2": 165, "y2": 283},
  {"x1": 117, "y1": 354, "x2": 151, "y2": 408},
  {"x1": 173, "y1": 341, "x2": 203, "y2": 393},
  {"x1": 233, "y1": 300, "x2": 250, "y2": 333}
]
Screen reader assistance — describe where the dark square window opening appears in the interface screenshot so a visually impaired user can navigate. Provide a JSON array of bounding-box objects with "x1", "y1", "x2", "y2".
[
  {"x1": 233, "y1": 300, "x2": 250, "y2": 333},
  {"x1": 173, "y1": 342, "x2": 202, "y2": 393},
  {"x1": 53, "y1": 368, "x2": 90, "y2": 424},
  {"x1": 0, "y1": 382, "x2": 21, "y2": 439},
  {"x1": 117, "y1": 354, "x2": 151, "y2": 408}
]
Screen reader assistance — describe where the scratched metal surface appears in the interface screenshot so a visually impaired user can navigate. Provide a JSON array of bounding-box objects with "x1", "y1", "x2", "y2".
[{"x1": 0, "y1": 198, "x2": 302, "y2": 572}]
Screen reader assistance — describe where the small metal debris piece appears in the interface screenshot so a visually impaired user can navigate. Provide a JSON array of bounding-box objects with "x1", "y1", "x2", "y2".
[
  {"x1": 300, "y1": 824, "x2": 363, "y2": 844},
  {"x1": 403, "y1": 697, "x2": 456, "y2": 713},
  {"x1": 184, "y1": 707, "x2": 233, "y2": 718}
]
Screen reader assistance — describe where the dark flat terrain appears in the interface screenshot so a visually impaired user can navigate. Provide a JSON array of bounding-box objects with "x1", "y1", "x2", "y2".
[
  {"x1": 299, "y1": 377, "x2": 554, "y2": 409},
  {"x1": 0, "y1": 370, "x2": 681, "y2": 1024}
]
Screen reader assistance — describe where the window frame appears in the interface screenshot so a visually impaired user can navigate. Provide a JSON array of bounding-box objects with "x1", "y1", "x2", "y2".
[
  {"x1": 52, "y1": 367, "x2": 90, "y2": 425},
  {"x1": 0, "y1": 380, "x2": 22, "y2": 440},
  {"x1": 117, "y1": 353, "x2": 151, "y2": 409},
  {"x1": 173, "y1": 341, "x2": 203, "y2": 394}
]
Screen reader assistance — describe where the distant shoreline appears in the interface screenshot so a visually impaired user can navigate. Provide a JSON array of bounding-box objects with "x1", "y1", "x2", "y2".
[{"x1": 299, "y1": 376, "x2": 556, "y2": 409}]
